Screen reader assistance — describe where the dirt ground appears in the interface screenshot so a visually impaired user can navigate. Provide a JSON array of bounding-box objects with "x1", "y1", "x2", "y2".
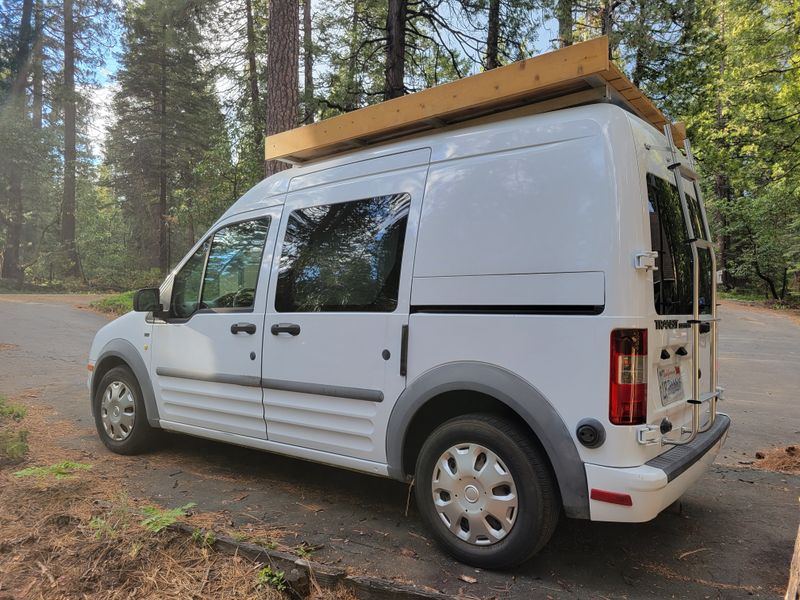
[{"x1": 0, "y1": 294, "x2": 798, "y2": 599}]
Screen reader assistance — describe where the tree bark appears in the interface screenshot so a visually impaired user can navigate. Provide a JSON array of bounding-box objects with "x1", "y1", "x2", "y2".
[
  {"x1": 1, "y1": 176, "x2": 24, "y2": 282},
  {"x1": 1, "y1": 0, "x2": 33, "y2": 283},
  {"x1": 384, "y1": 0, "x2": 407, "y2": 100},
  {"x1": 244, "y1": 0, "x2": 261, "y2": 147},
  {"x1": 556, "y1": 0, "x2": 573, "y2": 47},
  {"x1": 32, "y1": 0, "x2": 43, "y2": 130},
  {"x1": 265, "y1": 0, "x2": 299, "y2": 177},
  {"x1": 302, "y1": 0, "x2": 314, "y2": 123},
  {"x1": 61, "y1": 0, "x2": 80, "y2": 277},
  {"x1": 600, "y1": 0, "x2": 618, "y2": 58},
  {"x1": 158, "y1": 24, "x2": 169, "y2": 273},
  {"x1": 485, "y1": 0, "x2": 500, "y2": 69}
]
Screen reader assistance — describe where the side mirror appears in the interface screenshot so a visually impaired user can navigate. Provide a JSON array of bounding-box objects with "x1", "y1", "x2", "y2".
[{"x1": 133, "y1": 288, "x2": 162, "y2": 313}]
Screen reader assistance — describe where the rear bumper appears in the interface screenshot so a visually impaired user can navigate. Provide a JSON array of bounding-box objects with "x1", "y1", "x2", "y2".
[{"x1": 584, "y1": 414, "x2": 731, "y2": 522}]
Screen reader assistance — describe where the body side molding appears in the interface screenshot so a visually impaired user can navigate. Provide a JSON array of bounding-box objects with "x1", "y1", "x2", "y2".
[
  {"x1": 385, "y1": 361, "x2": 590, "y2": 519},
  {"x1": 154, "y1": 368, "x2": 384, "y2": 403},
  {"x1": 94, "y1": 339, "x2": 161, "y2": 428}
]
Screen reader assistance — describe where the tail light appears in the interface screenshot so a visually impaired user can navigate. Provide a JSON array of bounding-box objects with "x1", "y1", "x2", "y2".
[{"x1": 609, "y1": 329, "x2": 648, "y2": 425}]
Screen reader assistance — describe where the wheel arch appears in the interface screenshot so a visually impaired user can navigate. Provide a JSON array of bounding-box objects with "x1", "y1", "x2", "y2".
[
  {"x1": 92, "y1": 339, "x2": 160, "y2": 428},
  {"x1": 386, "y1": 361, "x2": 589, "y2": 519}
]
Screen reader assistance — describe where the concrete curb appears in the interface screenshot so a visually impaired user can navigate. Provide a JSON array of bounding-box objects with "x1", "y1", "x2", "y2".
[{"x1": 169, "y1": 522, "x2": 452, "y2": 600}]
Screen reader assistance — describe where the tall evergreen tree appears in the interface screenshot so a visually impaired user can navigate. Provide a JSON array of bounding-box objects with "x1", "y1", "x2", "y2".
[{"x1": 106, "y1": 0, "x2": 229, "y2": 273}]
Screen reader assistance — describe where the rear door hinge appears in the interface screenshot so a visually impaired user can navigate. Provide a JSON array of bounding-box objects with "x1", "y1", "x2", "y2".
[{"x1": 635, "y1": 251, "x2": 659, "y2": 271}]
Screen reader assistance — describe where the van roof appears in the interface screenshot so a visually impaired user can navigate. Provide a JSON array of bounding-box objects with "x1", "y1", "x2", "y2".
[
  {"x1": 221, "y1": 102, "x2": 655, "y2": 222},
  {"x1": 264, "y1": 36, "x2": 683, "y2": 165}
]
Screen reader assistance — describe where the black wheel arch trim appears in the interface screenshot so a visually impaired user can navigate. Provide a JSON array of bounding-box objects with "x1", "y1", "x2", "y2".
[
  {"x1": 92, "y1": 339, "x2": 161, "y2": 428},
  {"x1": 385, "y1": 361, "x2": 589, "y2": 519}
]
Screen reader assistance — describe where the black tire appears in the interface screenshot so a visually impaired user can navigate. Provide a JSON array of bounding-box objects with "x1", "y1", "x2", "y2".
[
  {"x1": 93, "y1": 365, "x2": 159, "y2": 455},
  {"x1": 414, "y1": 414, "x2": 560, "y2": 569}
]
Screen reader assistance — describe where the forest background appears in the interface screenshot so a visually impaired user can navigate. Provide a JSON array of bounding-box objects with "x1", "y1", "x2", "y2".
[{"x1": 0, "y1": 0, "x2": 798, "y2": 302}]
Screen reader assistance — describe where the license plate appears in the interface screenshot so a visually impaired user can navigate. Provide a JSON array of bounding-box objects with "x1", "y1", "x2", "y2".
[{"x1": 658, "y1": 365, "x2": 684, "y2": 406}]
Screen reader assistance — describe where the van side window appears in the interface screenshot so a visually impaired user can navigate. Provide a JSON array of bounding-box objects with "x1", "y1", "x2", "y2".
[
  {"x1": 275, "y1": 193, "x2": 411, "y2": 313},
  {"x1": 171, "y1": 218, "x2": 270, "y2": 318},
  {"x1": 647, "y1": 174, "x2": 712, "y2": 315},
  {"x1": 171, "y1": 241, "x2": 210, "y2": 319},
  {"x1": 201, "y1": 218, "x2": 271, "y2": 310}
]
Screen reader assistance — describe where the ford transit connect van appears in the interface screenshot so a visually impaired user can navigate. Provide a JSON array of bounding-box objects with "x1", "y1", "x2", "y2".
[{"x1": 88, "y1": 102, "x2": 729, "y2": 568}]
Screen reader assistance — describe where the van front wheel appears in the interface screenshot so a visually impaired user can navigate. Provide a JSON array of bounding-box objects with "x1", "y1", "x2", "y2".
[
  {"x1": 93, "y1": 365, "x2": 159, "y2": 455},
  {"x1": 414, "y1": 414, "x2": 560, "y2": 569}
]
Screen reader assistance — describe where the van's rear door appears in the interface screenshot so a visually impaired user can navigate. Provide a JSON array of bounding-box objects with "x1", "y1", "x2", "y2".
[{"x1": 646, "y1": 169, "x2": 717, "y2": 435}]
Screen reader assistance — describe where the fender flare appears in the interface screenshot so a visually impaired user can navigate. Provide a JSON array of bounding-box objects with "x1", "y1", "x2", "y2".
[
  {"x1": 385, "y1": 361, "x2": 589, "y2": 519},
  {"x1": 92, "y1": 339, "x2": 161, "y2": 428}
]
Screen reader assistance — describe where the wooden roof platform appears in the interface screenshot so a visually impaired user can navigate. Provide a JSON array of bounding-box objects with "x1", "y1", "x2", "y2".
[{"x1": 265, "y1": 36, "x2": 683, "y2": 164}]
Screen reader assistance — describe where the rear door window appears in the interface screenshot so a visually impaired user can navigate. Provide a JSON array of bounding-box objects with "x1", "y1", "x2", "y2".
[
  {"x1": 275, "y1": 193, "x2": 411, "y2": 312},
  {"x1": 647, "y1": 174, "x2": 712, "y2": 315}
]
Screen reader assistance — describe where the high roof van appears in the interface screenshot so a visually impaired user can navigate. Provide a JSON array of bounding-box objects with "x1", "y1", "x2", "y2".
[{"x1": 88, "y1": 99, "x2": 729, "y2": 569}]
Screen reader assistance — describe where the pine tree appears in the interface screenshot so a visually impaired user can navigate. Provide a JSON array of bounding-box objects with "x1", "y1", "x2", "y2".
[{"x1": 106, "y1": 0, "x2": 229, "y2": 274}]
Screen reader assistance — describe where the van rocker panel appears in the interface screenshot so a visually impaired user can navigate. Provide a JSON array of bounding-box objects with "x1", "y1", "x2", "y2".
[{"x1": 385, "y1": 361, "x2": 590, "y2": 519}]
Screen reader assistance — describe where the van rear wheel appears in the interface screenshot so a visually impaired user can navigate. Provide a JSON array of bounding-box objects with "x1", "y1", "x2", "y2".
[{"x1": 414, "y1": 414, "x2": 560, "y2": 569}]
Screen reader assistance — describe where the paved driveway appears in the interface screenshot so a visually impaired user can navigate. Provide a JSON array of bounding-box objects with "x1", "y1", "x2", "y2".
[{"x1": 0, "y1": 295, "x2": 797, "y2": 599}]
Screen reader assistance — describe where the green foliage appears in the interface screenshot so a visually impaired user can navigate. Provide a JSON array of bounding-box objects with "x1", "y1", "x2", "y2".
[
  {"x1": 191, "y1": 528, "x2": 217, "y2": 548},
  {"x1": 89, "y1": 516, "x2": 116, "y2": 539},
  {"x1": 0, "y1": 396, "x2": 26, "y2": 420},
  {"x1": 0, "y1": 429, "x2": 28, "y2": 462},
  {"x1": 139, "y1": 502, "x2": 196, "y2": 533},
  {"x1": 295, "y1": 543, "x2": 313, "y2": 559},
  {"x1": 91, "y1": 291, "x2": 135, "y2": 316},
  {"x1": 14, "y1": 461, "x2": 92, "y2": 480},
  {"x1": 256, "y1": 565, "x2": 287, "y2": 592}
]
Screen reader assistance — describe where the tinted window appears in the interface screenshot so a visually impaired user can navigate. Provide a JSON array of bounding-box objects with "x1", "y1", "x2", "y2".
[
  {"x1": 171, "y1": 241, "x2": 210, "y2": 318},
  {"x1": 170, "y1": 218, "x2": 270, "y2": 318},
  {"x1": 276, "y1": 193, "x2": 410, "y2": 312},
  {"x1": 201, "y1": 218, "x2": 270, "y2": 309},
  {"x1": 648, "y1": 174, "x2": 712, "y2": 315}
]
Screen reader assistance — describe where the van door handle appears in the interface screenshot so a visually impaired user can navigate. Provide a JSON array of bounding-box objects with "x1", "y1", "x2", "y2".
[
  {"x1": 271, "y1": 323, "x2": 301, "y2": 336},
  {"x1": 231, "y1": 322, "x2": 257, "y2": 335}
]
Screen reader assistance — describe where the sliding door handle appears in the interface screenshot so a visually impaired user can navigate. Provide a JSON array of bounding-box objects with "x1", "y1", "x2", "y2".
[
  {"x1": 231, "y1": 322, "x2": 257, "y2": 335},
  {"x1": 271, "y1": 323, "x2": 301, "y2": 336}
]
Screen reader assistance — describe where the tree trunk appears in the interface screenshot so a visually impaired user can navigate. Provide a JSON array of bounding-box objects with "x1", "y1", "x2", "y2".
[
  {"x1": 61, "y1": 0, "x2": 80, "y2": 277},
  {"x1": 345, "y1": 0, "x2": 359, "y2": 110},
  {"x1": 1, "y1": 0, "x2": 32, "y2": 283},
  {"x1": 265, "y1": 0, "x2": 299, "y2": 177},
  {"x1": 1, "y1": 175, "x2": 24, "y2": 282},
  {"x1": 600, "y1": 0, "x2": 616, "y2": 58},
  {"x1": 244, "y1": 0, "x2": 261, "y2": 147},
  {"x1": 32, "y1": 0, "x2": 43, "y2": 130},
  {"x1": 556, "y1": 0, "x2": 573, "y2": 47},
  {"x1": 302, "y1": 0, "x2": 314, "y2": 123},
  {"x1": 384, "y1": 0, "x2": 407, "y2": 100},
  {"x1": 631, "y1": 0, "x2": 646, "y2": 87},
  {"x1": 158, "y1": 25, "x2": 169, "y2": 273},
  {"x1": 485, "y1": 0, "x2": 500, "y2": 69}
]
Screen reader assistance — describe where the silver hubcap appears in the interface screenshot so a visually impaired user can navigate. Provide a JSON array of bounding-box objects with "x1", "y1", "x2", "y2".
[
  {"x1": 431, "y1": 443, "x2": 518, "y2": 546},
  {"x1": 101, "y1": 381, "x2": 135, "y2": 441}
]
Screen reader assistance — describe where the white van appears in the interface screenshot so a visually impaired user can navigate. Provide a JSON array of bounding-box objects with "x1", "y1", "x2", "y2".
[{"x1": 88, "y1": 103, "x2": 729, "y2": 569}]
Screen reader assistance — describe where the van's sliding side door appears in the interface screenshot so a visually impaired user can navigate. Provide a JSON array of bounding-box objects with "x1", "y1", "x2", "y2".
[{"x1": 260, "y1": 150, "x2": 430, "y2": 465}]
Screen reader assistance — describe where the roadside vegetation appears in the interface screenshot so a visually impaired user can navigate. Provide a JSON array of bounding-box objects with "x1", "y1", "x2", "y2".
[
  {"x1": 0, "y1": 395, "x2": 28, "y2": 465},
  {"x1": 90, "y1": 290, "x2": 135, "y2": 316},
  {"x1": 0, "y1": 396, "x2": 353, "y2": 599}
]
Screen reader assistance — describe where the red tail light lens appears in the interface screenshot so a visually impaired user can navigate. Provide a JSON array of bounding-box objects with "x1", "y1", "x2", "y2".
[{"x1": 609, "y1": 328, "x2": 648, "y2": 425}]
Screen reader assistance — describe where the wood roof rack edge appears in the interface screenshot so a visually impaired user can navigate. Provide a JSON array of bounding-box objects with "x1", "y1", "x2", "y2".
[{"x1": 266, "y1": 36, "x2": 684, "y2": 165}]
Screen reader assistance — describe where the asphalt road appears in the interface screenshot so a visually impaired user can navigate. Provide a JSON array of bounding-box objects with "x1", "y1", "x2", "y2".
[{"x1": 0, "y1": 294, "x2": 797, "y2": 599}]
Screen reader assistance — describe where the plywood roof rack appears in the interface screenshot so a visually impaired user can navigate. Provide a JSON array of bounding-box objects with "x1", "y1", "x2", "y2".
[{"x1": 265, "y1": 36, "x2": 684, "y2": 165}]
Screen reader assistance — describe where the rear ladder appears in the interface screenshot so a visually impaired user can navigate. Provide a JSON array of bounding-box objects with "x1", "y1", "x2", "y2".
[{"x1": 661, "y1": 125, "x2": 723, "y2": 446}]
